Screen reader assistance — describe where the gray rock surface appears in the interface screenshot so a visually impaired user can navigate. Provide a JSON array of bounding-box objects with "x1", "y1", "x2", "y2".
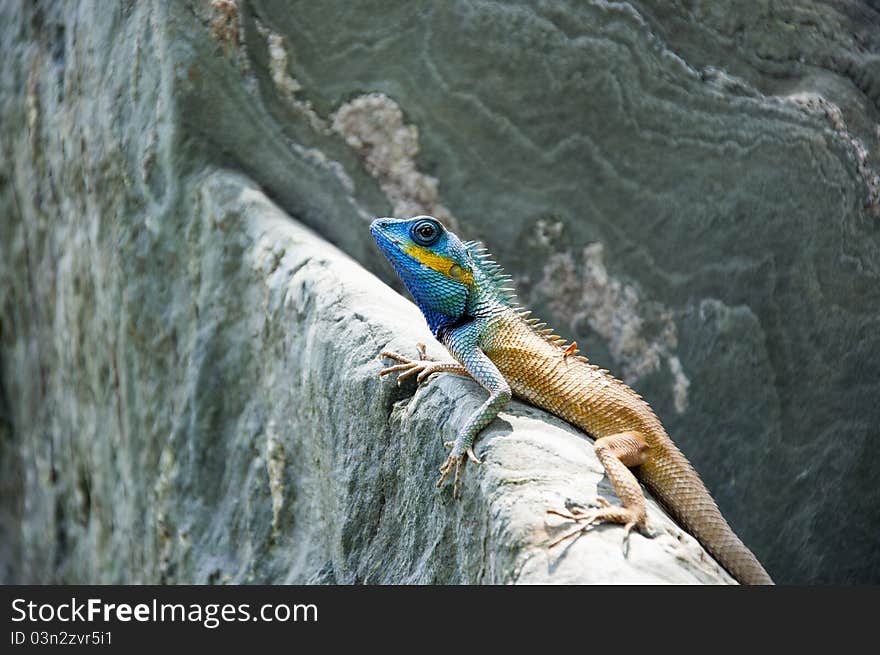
[
  {"x1": 0, "y1": 165, "x2": 733, "y2": 584},
  {"x1": 1, "y1": 0, "x2": 878, "y2": 583}
]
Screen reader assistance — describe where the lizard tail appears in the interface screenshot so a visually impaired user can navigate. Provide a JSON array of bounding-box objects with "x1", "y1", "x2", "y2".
[{"x1": 641, "y1": 440, "x2": 774, "y2": 585}]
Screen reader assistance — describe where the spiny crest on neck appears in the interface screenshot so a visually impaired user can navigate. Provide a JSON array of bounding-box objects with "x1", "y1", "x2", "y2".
[
  {"x1": 464, "y1": 239, "x2": 595, "y2": 366},
  {"x1": 463, "y1": 240, "x2": 519, "y2": 306}
]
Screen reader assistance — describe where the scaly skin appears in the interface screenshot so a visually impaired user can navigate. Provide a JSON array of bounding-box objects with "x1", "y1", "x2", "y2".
[{"x1": 371, "y1": 216, "x2": 773, "y2": 585}]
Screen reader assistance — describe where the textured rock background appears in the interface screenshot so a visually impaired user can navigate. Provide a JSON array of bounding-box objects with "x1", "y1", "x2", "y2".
[
  {"x1": 0, "y1": 163, "x2": 735, "y2": 584},
  {"x1": 1, "y1": 0, "x2": 878, "y2": 583}
]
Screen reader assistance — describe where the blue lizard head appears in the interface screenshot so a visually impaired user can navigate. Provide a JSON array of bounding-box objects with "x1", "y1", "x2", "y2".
[{"x1": 370, "y1": 216, "x2": 476, "y2": 335}]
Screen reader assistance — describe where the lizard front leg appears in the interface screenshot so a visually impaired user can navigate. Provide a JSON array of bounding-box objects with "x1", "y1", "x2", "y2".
[
  {"x1": 379, "y1": 343, "x2": 472, "y2": 386},
  {"x1": 547, "y1": 430, "x2": 651, "y2": 554},
  {"x1": 378, "y1": 333, "x2": 511, "y2": 498},
  {"x1": 437, "y1": 327, "x2": 512, "y2": 499}
]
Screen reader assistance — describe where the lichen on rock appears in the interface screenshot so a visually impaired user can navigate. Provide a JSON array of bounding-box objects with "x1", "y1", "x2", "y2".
[
  {"x1": 331, "y1": 93, "x2": 460, "y2": 230},
  {"x1": 533, "y1": 243, "x2": 689, "y2": 413}
]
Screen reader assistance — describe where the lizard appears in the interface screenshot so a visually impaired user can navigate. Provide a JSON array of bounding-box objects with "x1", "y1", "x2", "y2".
[{"x1": 370, "y1": 215, "x2": 773, "y2": 585}]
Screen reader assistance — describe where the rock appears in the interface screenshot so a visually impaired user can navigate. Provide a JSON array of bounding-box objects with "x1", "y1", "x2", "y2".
[
  {"x1": 2, "y1": 0, "x2": 879, "y2": 583},
  {"x1": 0, "y1": 165, "x2": 733, "y2": 584}
]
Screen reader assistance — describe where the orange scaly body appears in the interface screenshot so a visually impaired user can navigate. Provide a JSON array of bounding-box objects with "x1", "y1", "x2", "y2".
[{"x1": 483, "y1": 309, "x2": 773, "y2": 585}]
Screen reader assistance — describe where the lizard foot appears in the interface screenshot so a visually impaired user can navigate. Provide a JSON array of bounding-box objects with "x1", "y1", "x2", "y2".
[
  {"x1": 379, "y1": 345, "x2": 471, "y2": 387},
  {"x1": 547, "y1": 499, "x2": 648, "y2": 556},
  {"x1": 378, "y1": 347, "x2": 443, "y2": 386},
  {"x1": 437, "y1": 442, "x2": 481, "y2": 499}
]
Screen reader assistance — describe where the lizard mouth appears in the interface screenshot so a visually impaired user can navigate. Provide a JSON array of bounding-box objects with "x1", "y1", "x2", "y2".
[{"x1": 370, "y1": 220, "x2": 405, "y2": 255}]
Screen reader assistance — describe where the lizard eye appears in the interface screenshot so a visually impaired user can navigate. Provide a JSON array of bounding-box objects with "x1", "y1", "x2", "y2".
[{"x1": 410, "y1": 219, "x2": 442, "y2": 246}]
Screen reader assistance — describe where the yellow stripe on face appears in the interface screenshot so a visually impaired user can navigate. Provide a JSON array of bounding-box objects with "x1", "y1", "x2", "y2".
[{"x1": 403, "y1": 243, "x2": 474, "y2": 287}]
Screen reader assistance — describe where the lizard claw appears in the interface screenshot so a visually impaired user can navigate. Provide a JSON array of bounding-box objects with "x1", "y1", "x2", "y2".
[
  {"x1": 437, "y1": 441, "x2": 480, "y2": 498},
  {"x1": 437, "y1": 452, "x2": 466, "y2": 499},
  {"x1": 416, "y1": 367, "x2": 438, "y2": 385},
  {"x1": 379, "y1": 350, "x2": 442, "y2": 386},
  {"x1": 622, "y1": 521, "x2": 637, "y2": 558},
  {"x1": 546, "y1": 512, "x2": 601, "y2": 548},
  {"x1": 546, "y1": 502, "x2": 649, "y2": 552}
]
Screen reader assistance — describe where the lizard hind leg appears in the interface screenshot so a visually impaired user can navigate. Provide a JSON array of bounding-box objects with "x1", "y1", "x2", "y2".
[{"x1": 547, "y1": 430, "x2": 651, "y2": 556}]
